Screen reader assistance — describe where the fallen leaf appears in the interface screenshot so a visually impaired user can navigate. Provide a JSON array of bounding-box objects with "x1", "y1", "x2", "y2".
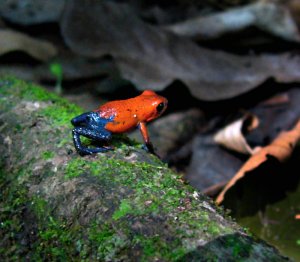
[
  {"x1": 0, "y1": 29, "x2": 57, "y2": 61},
  {"x1": 202, "y1": 181, "x2": 227, "y2": 197},
  {"x1": 186, "y1": 135, "x2": 244, "y2": 190},
  {"x1": 0, "y1": 0, "x2": 65, "y2": 25},
  {"x1": 165, "y1": 2, "x2": 300, "y2": 42},
  {"x1": 216, "y1": 120, "x2": 300, "y2": 205},
  {"x1": 247, "y1": 88, "x2": 300, "y2": 146},
  {"x1": 214, "y1": 114, "x2": 260, "y2": 155},
  {"x1": 61, "y1": 0, "x2": 300, "y2": 101}
]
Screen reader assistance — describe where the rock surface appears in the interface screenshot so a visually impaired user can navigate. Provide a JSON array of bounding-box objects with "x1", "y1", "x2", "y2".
[{"x1": 0, "y1": 77, "x2": 289, "y2": 261}]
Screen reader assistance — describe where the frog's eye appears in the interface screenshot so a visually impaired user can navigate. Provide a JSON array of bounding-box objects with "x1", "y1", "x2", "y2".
[{"x1": 156, "y1": 102, "x2": 165, "y2": 114}]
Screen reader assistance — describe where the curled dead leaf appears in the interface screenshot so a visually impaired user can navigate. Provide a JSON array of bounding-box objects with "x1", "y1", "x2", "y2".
[
  {"x1": 216, "y1": 120, "x2": 300, "y2": 205},
  {"x1": 186, "y1": 135, "x2": 243, "y2": 191},
  {"x1": 61, "y1": 0, "x2": 300, "y2": 101},
  {"x1": 165, "y1": 2, "x2": 300, "y2": 42},
  {"x1": 214, "y1": 114, "x2": 259, "y2": 155},
  {"x1": 0, "y1": 29, "x2": 57, "y2": 61}
]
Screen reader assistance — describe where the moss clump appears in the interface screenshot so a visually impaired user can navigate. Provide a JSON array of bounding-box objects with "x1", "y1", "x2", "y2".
[
  {"x1": 39, "y1": 102, "x2": 82, "y2": 127},
  {"x1": 224, "y1": 235, "x2": 252, "y2": 259},
  {"x1": 88, "y1": 222, "x2": 130, "y2": 261},
  {"x1": 62, "y1": 154, "x2": 236, "y2": 260},
  {"x1": 0, "y1": 165, "x2": 78, "y2": 260},
  {"x1": 112, "y1": 199, "x2": 133, "y2": 220},
  {"x1": 2, "y1": 180, "x2": 79, "y2": 260},
  {"x1": 0, "y1": 175, "x2": 27, "y2": 260},
  {"x1": 0, "y1": 77, "x2": 58, "y2": 102},
  {"x1": 29, "y1": 196, "x2": 89, "y2": 261},
  {"x1": 42, "y1": 151, "x2": 55, "y2": 160},
  {"x1": 133, "y1": 235, "x2": 186, "y2": 261},
  {"x1": 0, "y1": 76, "x2": 83, "y2": 128},
  {"x1": 64, "y1": 157, "x2": 108, "y2": 179},
  {"x1": 33, "y1": 216, "x2": 74, "y2": 260}
]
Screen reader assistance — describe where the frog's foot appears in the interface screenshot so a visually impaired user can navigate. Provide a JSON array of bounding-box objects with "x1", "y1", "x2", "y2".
[
  {"x1": 77, "y1": 146, "x2": 111, "y2": 156},
  {"x1": 142, "y1": 142, "x2": 160, "y2": 158}
]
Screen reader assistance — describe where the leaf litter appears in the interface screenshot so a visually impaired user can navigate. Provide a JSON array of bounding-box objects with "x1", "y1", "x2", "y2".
[
  {"x1": 61, "y1": 0, "x2": 300, "y2": 101},
  {"x1": 216, "y1": 119, "x2": 300, "y2": 204}
]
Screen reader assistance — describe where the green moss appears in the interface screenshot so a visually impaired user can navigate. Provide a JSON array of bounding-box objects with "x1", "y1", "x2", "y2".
[
  {"x1": 64, "y1": 155, "x2": 231, "y2": 238},
  {"x1": 65, "y1": 157, "x2": 106, "y2": 179},
  {"x1": 207, "y1": 224, "x2": 221, "y2": 235},
  {"x1": 42, "y1": 151, "x2": 55, "y2": 160},
  {"x1": 224, "y1": 235, "x2": 252, "y2": 259},
  {"x1": 133, "y1": 235, "x2": 165, "y2": 260},
  {"x1": 39, "y1": 102, "x2": 82, "y2": 127},
  {"x1": 34, "y1": 216, "x2": 74, "y2": 260},
  {"x1": 133, "y1": 234, "x2": 186, "y2": 261},
  {"x1": 112, "y1": 199, "x2": 133, "y2": 220},
  {"x1": 88, "y1": 222, "x2": 129, "y2": 261},
  {"x1": 1, "y1": 148, "x2": 233, "y2": 262},
  {"x1": 0, "y1": 76, "x2": 83, "y2": 128},
  {"x1": 32, "y1": 197, "x2": 48, "y2": 220},
  {"x1": 0, "y1": 77, "x2": 57, "y2": 102},
  {"x1": 0, "y1": 168, "x2": 30, "y2": 259},
  {"x1": 21, "y1": 82, "x2": 59, "y2": 102},
  {"x1": 29, "y1": 197, "x2": 86, "y2": 260},
  {"x1": 62, "y1": 154, "x2": 235, "y2": 260},
  {"x1": 0, "y1": 160, "x2": 86, "y2": 260}
]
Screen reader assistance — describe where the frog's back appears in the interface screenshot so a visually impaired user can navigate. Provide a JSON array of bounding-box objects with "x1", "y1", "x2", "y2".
[
  {"x1": 94, "y1": 90, "x2": 167, "y2": 133},
  {"x1": 96, "y1": 99, "x2": 141, "y2": 133}
]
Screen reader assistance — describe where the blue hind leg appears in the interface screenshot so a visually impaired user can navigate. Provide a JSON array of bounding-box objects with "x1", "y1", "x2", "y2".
[
  {"x1": 71, "y1": 112, "x2": 113, "y2": 156},
  {"x1": 72, "y1": 127, "x2": 112, "y2": 155}
]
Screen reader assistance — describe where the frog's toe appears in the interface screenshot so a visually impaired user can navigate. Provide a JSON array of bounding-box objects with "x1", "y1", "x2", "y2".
[{"x1": 77, "y1": 146, "x2": 110, "y2": 156}]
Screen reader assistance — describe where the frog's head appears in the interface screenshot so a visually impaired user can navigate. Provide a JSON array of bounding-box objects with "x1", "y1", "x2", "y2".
[{"x1": 140, "y1": 90, "x2": 168, "y2": 122}]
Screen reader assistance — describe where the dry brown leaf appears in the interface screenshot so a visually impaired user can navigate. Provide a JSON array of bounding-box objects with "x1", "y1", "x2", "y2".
[
  {"x1": 61, "y1": 0, "x2": 300, "y2": 101},
  {"x1": 186, "y1": 135, "x2": 243, "y2": 190},
  {"x1": 214, "y1": 114, "x2": 259, "y2": 155},
  {"x1": 216, "y1": 120, "x2": 300, "y2": 204},
  {"x1": 202, "y1": 181, "x2": 227, "y2": 197},
  {"x1": 165, "y1": 2, "x2": 300, "y2": 42},
  {"x1": 0, "y1": 29, "x2": 57, "y2": 61}
]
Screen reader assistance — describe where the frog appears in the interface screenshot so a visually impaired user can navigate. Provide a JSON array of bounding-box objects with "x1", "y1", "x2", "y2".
[{"x1": 71, "y1": 90, "x2": 168, "y2": 156}]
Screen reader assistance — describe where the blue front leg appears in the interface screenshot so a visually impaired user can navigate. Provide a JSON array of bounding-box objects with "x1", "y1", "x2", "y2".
[{"x1": 71, "y1": 112, "x2": 113, "y2": 156}]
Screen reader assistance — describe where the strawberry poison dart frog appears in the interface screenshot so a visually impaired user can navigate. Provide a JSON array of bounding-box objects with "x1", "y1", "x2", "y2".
[{"x1": 71, "y1": 90, "x2": 168, "y2": 156}]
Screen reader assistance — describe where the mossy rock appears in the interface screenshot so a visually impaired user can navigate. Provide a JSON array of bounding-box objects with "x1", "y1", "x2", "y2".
[{"x1": 0, "y1": 76, "x2": 290, "y2": 261}]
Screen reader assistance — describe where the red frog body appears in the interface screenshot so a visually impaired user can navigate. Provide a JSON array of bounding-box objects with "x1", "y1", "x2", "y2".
[{"x1": 71, "y1": 90, "x2": 168, "y2": 156}]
